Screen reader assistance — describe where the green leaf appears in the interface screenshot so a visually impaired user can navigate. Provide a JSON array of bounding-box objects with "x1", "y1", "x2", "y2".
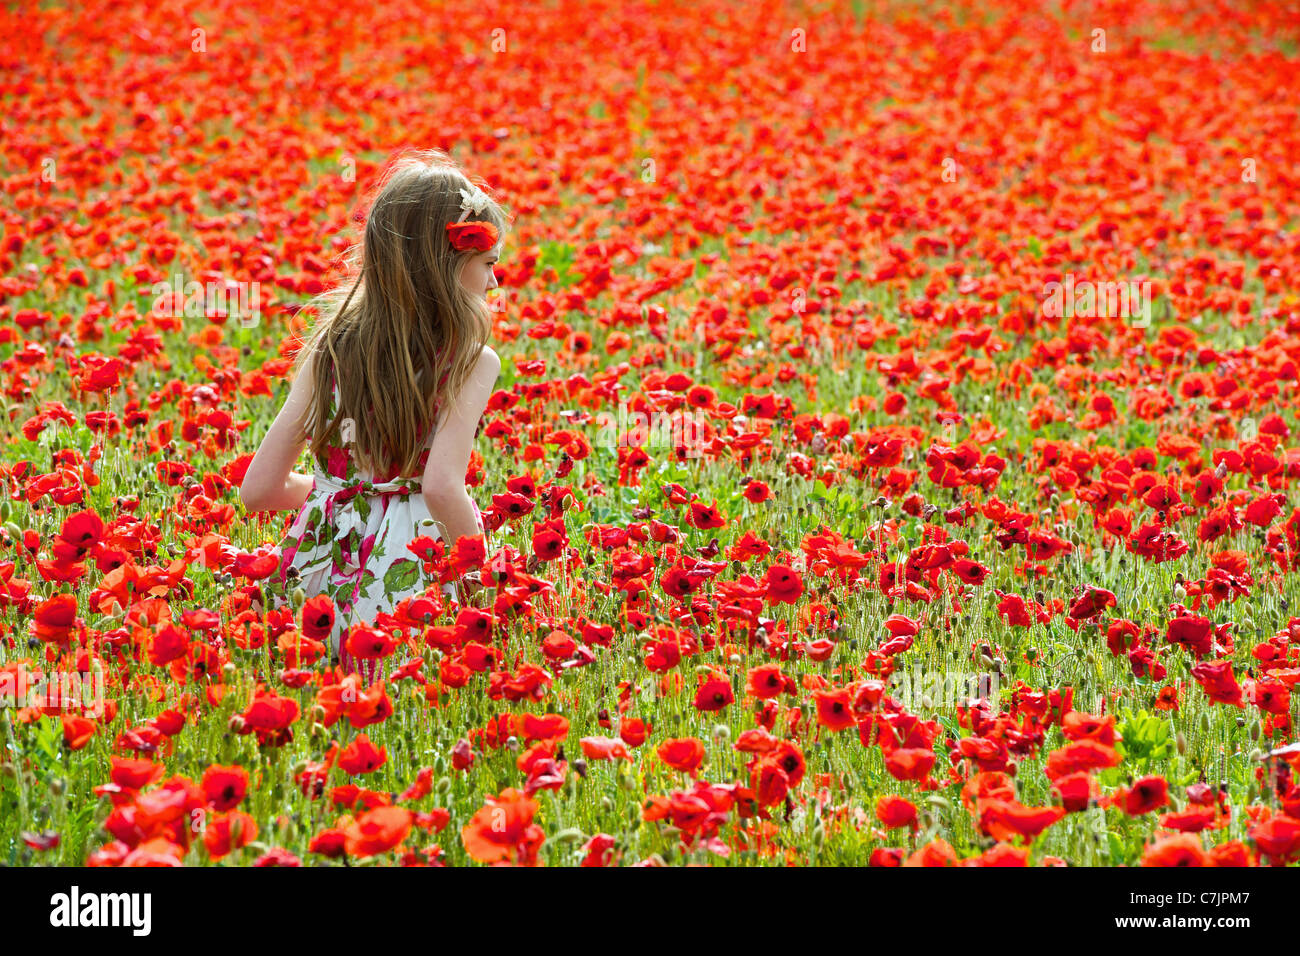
[
  {"x1": 535, "y1": 241, "x2": 579, "y2": 288},
  {"x1": 1107, "y1": 831, "x2": 1127, "y2": 863},
  {"x1": 383, "y1": 559, "x2": 422, "y2": 595}
]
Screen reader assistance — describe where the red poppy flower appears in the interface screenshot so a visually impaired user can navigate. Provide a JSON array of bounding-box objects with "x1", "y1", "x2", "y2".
[
  {"x1": 338, "y1": 734, "x2": 388, "y2": 775},
  {"x1": 1140, "y1": 833, "x2": 1207, "y2": 867},
  {"x1": 345, "y1": 806, "x2": 414, "y2": 858},
  {"x1": 693, "y1": 676, "x2": 734, "y2": 712},
  {"x1": 876, "y1": 795, "x2": 918, "y2": 830},
  {"x1": 763, "y1": 563, "x2": 803, "y2": 604},
  {"x1": 202, "y1": 765, "x2": 249, "y2": 812},
  {"x1": 445, "y1": 221, "x2": 499, "y2": 253},
  {"x1": 461, "y1": 789, "x2": 543, "y2": 865},
  {"x1": 657, "y1": 737, "x2": 706, "y2": 775}
]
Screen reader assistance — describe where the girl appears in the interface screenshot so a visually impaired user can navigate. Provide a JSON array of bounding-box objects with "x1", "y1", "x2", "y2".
[{"x1": 239, "y1": 149, "x2": 510, "y2": 682}]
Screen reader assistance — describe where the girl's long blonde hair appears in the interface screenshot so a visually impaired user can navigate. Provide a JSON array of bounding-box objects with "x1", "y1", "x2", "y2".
[{"x1": 290, "y1": 149, "x2": 510, "y2": 479}]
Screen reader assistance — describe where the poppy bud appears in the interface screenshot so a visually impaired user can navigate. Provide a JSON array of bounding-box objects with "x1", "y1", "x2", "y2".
[
  {"x1": 1176, "y1": 732, "x2": 1187, "y2": 755},
  {"x1": 49, "y1": 777, "x2": 65, "y2": 796},
  {"x1": 291, "y1": 588, "x2": 306, "y2": 608}
]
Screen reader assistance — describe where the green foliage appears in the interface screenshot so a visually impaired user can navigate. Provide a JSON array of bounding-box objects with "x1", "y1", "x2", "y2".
[
  {"x1": 535, "y1": 241, "x2": 580, "y2": 288},
  {"x1": 1115, "y1": 708, "x2": 1173, "y2": 766}
]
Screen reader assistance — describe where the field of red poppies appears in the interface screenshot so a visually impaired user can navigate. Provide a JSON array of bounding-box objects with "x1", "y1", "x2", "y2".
[{"x1": 2, "y1": 0, "x2": 1300, "y2": 867}]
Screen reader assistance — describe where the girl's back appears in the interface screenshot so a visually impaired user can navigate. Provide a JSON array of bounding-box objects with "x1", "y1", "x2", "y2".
[
  {"x1": 240, "y1": 148, "x2": 509, "y2": 683},
  {"x1": 274, "y1": 363, "x2": 450, "y2": 680}
]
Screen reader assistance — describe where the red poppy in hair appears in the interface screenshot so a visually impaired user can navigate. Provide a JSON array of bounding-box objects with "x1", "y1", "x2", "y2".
[{"x1": 446, "y1": 220, "x2": 498, "y2": 252}]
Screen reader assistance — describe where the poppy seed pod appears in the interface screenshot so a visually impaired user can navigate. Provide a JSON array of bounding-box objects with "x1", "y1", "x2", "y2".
[{"x1": 553, "y1": 827, "x2": 585, "y2": 845}]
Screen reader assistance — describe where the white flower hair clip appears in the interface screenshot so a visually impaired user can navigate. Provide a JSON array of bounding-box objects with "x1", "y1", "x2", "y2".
[
  {"x1": 455, "y1": 185, "x2": 492, "y2": 223},
  {"x1": 446, "y1": 183, "x2": 500, "y2": 252}
]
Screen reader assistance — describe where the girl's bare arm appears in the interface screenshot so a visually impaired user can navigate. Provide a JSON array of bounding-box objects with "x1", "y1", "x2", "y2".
[
  {"x1": 422, "y1": 345, "x2": 500, "y2": 547},
  {"x1": 240, "y1": 349, "x2": 318, "y2": 512}
]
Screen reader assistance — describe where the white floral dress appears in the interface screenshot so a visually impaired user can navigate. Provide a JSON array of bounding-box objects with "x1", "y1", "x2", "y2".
[{"x1": 270, "y1": 370, "x2": 479, "y2": 679}]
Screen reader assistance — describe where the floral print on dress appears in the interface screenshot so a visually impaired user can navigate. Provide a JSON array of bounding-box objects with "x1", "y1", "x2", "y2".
[{"x1": 270, "y1": 366, "x2": 481, "y2": 683}]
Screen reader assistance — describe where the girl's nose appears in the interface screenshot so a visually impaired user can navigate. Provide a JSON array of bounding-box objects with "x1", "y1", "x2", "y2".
[{"x1": 487, "y1": 269, "x2": 498, "y2": 290}]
